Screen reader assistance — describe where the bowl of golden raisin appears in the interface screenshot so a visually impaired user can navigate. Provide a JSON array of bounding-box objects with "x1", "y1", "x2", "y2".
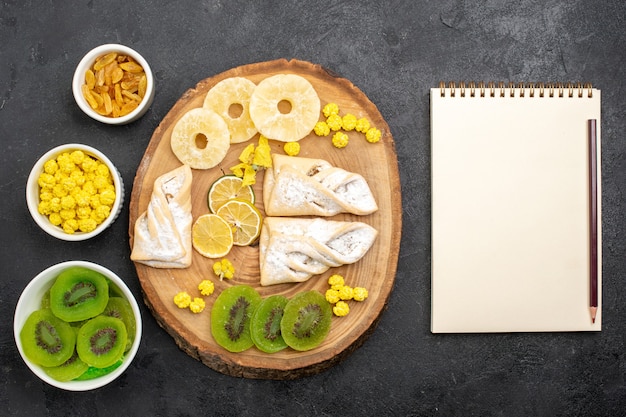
[
  {"x1": 26, "y1": 143, "x2": 124, "y2": 241},
  {"x1": 14, "y1": 260, "x2": 142, "y2": 391},
  {"x1": 72, "y1": 44, "x2": 154, "y2": 124}
]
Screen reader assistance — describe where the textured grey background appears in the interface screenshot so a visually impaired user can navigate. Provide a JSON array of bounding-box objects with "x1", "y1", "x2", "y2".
[{"x1": 1, "y1": 1, "x2": 624, "y2": 416}]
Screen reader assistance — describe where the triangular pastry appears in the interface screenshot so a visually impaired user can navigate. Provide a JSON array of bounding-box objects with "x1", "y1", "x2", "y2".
[
  {"x1": 259, "y1": 217, "x2": 378, "y2": 286},
  {"x1": 263, "y1": 154, "x2": 378, "y2": 216},
  {"x1": 131, "y1": 164, "x2": 193, "y2": 268}
]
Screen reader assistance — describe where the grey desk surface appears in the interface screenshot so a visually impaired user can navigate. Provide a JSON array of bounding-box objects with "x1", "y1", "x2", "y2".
[{"x1": 2, "y1": 1, "x2": 625, "y2": 416}]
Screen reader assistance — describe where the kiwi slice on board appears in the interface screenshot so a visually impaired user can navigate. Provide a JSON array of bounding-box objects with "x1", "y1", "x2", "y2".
[
  {"x1": 76, "y1": 316, "x2": 127, "y2": 368},
  {"x1": 250, "y1": 295, "x2": 289, "y2": 353},
  {"x1": 74, "y1": 357, "x2": 124, "y2": 381},
  {"x1": 20, "y1": 309, "x2": 76, "y2": 367},
  {"x1": 42, "y1": 350, "x2": 89, "y2": 382},
  {"x1": 281, "y1": 290, "x2": 332, "y2": 352},
  {"x1": 101, "y1": 297, "x2": 136, "y2": 352},
  {"x1": 49, "y1": 267, "x2": 109, "y2": 322},
  {"x1": 211, "y1": 285, "x2": 262, "y2": 352}
]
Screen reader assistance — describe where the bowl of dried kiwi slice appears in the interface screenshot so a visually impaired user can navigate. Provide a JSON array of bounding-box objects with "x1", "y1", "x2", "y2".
[{"x1": 14, "y1": 260, "x2": 142, "y2": 391}]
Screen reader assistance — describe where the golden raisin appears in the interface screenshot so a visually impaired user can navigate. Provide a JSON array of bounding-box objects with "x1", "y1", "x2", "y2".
[
  {"x1": 82, "y1": 53, "x2": 146, "y2": 118},
  {"x1": 93, "y1": 52, "x2": 118, "y2": 71},
  {"x1": 119, "y1": 61, "x2": 144, "y2": 73},
  {"x1": 85, "y1": 70, "x2": 96, "y2": 89}
]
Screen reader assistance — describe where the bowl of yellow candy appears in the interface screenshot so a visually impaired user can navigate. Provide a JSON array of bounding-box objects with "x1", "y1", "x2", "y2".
[
  {"x1": 72, "y1": 44, "x2": 155, "y2": 125},
  {"x1": 26, "y1": 143, "x2": 124, "y2": 241}
]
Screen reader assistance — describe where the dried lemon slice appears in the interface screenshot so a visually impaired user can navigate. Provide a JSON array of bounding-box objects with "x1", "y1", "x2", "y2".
[
  {"x1": 170, "y1": 108, "x2": 230, "y2": 169},
  {"x1": 207, "y1": 175, "x2": 255, "y2": 213},
  {"x1": 216, "y1": 199, "x2": 263, "y2": 246},
  {"x1": 249, "y1": 74, "x2": 320, "y2": 142},
  {"x1": 192, "y1": 213, "x2": 233, "y2": 258},
  {"x1": 203, "y1": 77, "x2": 258, "y2": 144}
]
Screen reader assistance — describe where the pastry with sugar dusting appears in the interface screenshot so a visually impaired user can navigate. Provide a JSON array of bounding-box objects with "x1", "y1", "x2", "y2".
[
  {"x1": 263, "y1": 154, "x2": 378, "y2": 217},
  {"x1": 131, "y1": 164, "x2": 193, "y2": 268},
  {"x1": 259, "y1": 217, "x2": 378, "y2": 286}
]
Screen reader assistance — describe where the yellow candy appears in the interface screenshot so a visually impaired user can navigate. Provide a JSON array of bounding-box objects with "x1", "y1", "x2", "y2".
[
  {"x1": 322, "y1": 102, "x2": 339, "y2": 117},
  {"x1": 99, "y1": 189, "x2": 116, "y2": 206},
  {"x1": 76, "y1": 206, "x2": 92, "y2": 219},
  {"x1": 78, "y1": 218, "x2": 98, "y2": 233},
  {"x1": 36, "y1": 151, "x2": 116, "y2": 234},
  {"x1": 39, "y1": 191, "x2": 53, "y2": 202},
  {"x1": 70, "y1": 150, "x2": 85, "y2": 164},
  {"x1": 342, "y1": 113, "x2": 357, "y2": 131},
  {"x1": 61, "y1": 177, "x2": 77, "y2": 193},
  {"x1": 355, "y1": 117, "x2": 370, "y2": 133},
  {"x1": 332, "y1": 132, "x2": 349, "y2": 149},
  {"x1": 95, "y1": 163, "x2": 110, "y2": 178},
  {"x1": 48, "y1": 213, "x2": 62, "y2": 226},
  {"x1": 49, "y1": 198, "x2": 61, "y2": 212},
  {"x1": 213, "y1": 258, "x2": 235, "y2": 280},
  {"x1": 174, "y1": 292, "x2": 192, "y2": 309},
  {"x1": 353, "y1": 287, "x2": 369, "y2": 302},
  {"x1": 326, "y1": 114, "x2": 342, "y2": 131},
  {"x1": 38, "y1": 201, "x2": 51, "y2": 215},
  {"x1": 333, "y1": 301, "x2": 350, "y2": 317},
  {"x1": 313, "y1": 121, "x2": 330, "y2": 137},
  {"x1": 37, "y1": 173, "x2": 56, "y2": 189},
  {"x1": 283, "y1": 142, "x2": 300, "y2": 156},
  {"x1": 82, "y1": 157, "x2": 97, "y2": 172},
  {"x1": 365, "y1": 127, "x2": 381, "y2": 143},
  {"x1": 60, "y1": 195, "x2": 76, "y2": 210},
  {"x1": 59, "y1": 209, "x2": 76, "y2": 221},
  {"x1": 325, "y1": 288, "x2": 341, "y2": 304},
  {"x1": 83, "y1": 181, "x2": 97, "y2": 195},
  {"x1": 62, "y1": 219, "x2": 79, "y2": 234},
  {"x1": 198, "y1": 280, "x2": 215, "y2": 296},
  {"x1": 327, "y1": 274, "x2": 345, "y2": 290},
  {"x1": 70, "y1": 170, "x2": 86, "y2": 186},
  {"x1": 43, "y1": 160, "x2": 58, "y2": 175},
  {"x1": 189, "y1": 298, "x2": 206, "y2": 314},
  {"x1": 338, "y1": 285, "x2": 354, "y2": 301}
]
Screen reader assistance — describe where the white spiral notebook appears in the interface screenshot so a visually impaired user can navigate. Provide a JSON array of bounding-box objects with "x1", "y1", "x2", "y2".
[{"x1": 430, "y1": 82, "x2": 602, "y2": 333}]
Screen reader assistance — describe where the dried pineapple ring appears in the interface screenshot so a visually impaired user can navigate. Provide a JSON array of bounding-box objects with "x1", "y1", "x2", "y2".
[
  {"x1": 249, "y1": 74, "x2": 320, "y2": 142},
  {"x1": 203, "y1": 77, "x2": 258, "y2": 144},
  {"x1": 170, "y1": 108, "x2": 230, "y2": 169}
]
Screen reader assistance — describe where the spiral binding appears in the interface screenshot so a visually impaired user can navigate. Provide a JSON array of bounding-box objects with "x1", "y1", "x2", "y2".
[{"x1": 438, "y1": 81, "x2": 594, "y2": 98}]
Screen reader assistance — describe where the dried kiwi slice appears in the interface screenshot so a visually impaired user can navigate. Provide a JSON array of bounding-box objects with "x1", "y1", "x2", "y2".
[
  {"x1": 250, "y1": 295, "x2": 289, "y2": 353},
  {"x1": 20, "y1": 309, "x2": 76, "y2": 367},
  {"x1": 49, "y1": 266, "x2": 109, "y2": 322},
  {"x1": 101, "y1": 297, "x2": 136, "y2": 352},
  {"x1": 40, "y1": 288, "x2": 51, "y2": 309},
  {"x1": 74, "y1": 358, "x2": 124, "y2": 381},
  {"x1": 76, "y1": 315, "x2": 127, "y2": 368},
  {"x1": 281, "y1": 290, "x2": 332, "y2": 352},
  {"x1": 42, "y1": 350, "x2": 89, "y2": 382},
  {"x1": 211, "y1": 285, "x2": 262, "y2": 352},
  {"x1": 107, "y1": 280, "x2": 125, "y2": 298}
]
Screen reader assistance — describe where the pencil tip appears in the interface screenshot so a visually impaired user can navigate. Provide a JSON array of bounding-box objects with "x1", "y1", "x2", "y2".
[{"x1": 590, "y1": 306, "x2": 598, "y2": 324}]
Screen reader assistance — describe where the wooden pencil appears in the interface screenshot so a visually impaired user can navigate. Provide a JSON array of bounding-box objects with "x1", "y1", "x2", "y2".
[{"x1": 588, "y1": 119, "x2": 598, "y2": 323}]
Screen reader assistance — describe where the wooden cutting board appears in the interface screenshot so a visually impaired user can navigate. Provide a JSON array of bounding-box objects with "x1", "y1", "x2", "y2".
[{"x1": 128, "y1": 59, "x2": 402, "y2": 379}]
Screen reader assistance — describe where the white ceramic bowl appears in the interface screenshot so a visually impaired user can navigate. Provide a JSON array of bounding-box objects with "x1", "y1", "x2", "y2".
[
  {"x1": 26, "y1": 143, "x2": 124, "y2": 241},
  {"x1": 14, "y1": 261, "x2": 142, "y2": 391},
  {"x1": 72, "y1": 44, "x2": 155, "y2": 124}
]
